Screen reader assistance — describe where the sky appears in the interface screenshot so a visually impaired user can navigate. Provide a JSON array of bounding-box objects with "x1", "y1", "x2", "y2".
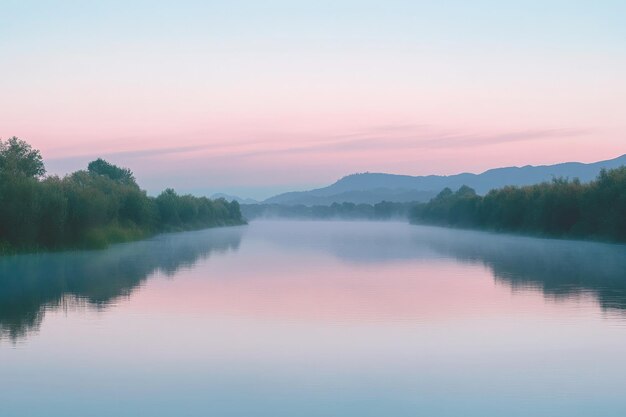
[{"x1": 1, "y1": 0, "x2": 625, "y2": 199}]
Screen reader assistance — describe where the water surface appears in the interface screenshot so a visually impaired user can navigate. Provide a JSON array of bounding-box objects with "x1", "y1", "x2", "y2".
[{"x1": 1, "y1": 220, "x2": 626, "y2": 417}]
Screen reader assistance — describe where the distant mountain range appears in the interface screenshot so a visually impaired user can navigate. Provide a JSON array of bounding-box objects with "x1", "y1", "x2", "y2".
[{"x1": 262, "y1": 154, "x2": 626, "y2": 206}]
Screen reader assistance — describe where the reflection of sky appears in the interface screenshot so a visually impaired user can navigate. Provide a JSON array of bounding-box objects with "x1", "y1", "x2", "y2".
[
  {"x1": 2, "y1": 1, "x2": 626, "y2": 197},
  {"x1": 119, "y1": 221, "x2": 619, "y2": 323},
  {"x1": 3, "y1": 221, "x2": 626, "y2": 416}
]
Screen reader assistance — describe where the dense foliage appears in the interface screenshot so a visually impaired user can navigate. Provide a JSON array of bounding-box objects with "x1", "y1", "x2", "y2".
[
  {"x1": 410, "y1": 167, "x2": 626, "y2": 242},
  {"x1": 241, "y1": 201, "x2": 415, "y2": 220},
  {"x1": 0, "y1": 137, "x2": 244, "y2": 251}
]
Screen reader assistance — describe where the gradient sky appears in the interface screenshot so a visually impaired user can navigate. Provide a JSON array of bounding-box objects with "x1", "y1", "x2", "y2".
[{"x1": 1, "y1": 1, "x2": 625, "y2": 199}]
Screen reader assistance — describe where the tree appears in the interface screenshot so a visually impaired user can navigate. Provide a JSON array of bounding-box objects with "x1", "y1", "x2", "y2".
[
  {"x1": 87, "y1": 158, "x2": 136, "y2": 185},
  {"x1": 0, "y1": 137, "x2": 45, "y2": 178},
  {"x1": 0, "y1": 138, "x2": 244, "y2": 251},
  {"x1": 156, "y1": 188, "x2": 181, "y2": 224}
]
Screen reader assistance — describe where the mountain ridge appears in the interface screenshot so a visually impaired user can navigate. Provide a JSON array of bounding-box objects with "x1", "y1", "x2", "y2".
[{"x1": 262, "y1": 154, "x2": 626, "y2": 206}]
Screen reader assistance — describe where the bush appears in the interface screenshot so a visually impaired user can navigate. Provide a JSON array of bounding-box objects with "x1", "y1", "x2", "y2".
[
  {"x1": 410, "y1": 168, "x2": 626, "y2": 242},
  {"x1": 0, "y1": 138, "x2": 245, "y2": 251}
]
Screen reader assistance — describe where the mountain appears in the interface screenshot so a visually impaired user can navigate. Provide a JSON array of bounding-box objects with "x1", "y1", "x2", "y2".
[
  {"x1": 211, "y1": 193, "x2": 259, "y2": 204},
  {"x1": 263, "y1": 154, "x2": 626, "y2": 206}
]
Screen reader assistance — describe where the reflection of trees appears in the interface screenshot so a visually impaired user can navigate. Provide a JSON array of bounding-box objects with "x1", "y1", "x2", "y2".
[
  {"x1": 0, "y1": 227, "x2": 244, "y2": 341},
  {"x1": 251, "y1": 222, "x2": 626, "y2": 314},
  {"x1": 3, "y1": 220, "x2": 624, "y2": 341},
  {"x1": 410, "y1": 227, "x2": 626, "y2": 312}
]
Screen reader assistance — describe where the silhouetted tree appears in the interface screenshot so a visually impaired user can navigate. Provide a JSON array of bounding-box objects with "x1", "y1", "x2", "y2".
[
  {"x1": 410, "y1": 168, "x2": 626, "y2": 242},
  {"x1": 88, "y1": 158, "x2": 136, "y2": 185},
  {"x1": 0, "y1": 137, "x2": 45, "y2": 178},
  {"x1": 0, "y1": 138, "x2": 244, "y2": 252}
]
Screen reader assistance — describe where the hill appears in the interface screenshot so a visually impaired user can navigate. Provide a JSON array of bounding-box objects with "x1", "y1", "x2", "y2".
[{"x1": 263, "y1": 154, "x2": 626, "y2": 206}]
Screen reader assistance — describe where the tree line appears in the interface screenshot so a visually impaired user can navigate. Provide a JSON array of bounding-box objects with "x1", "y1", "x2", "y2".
[
  {"x1": 241, "y1": 201, "x2": 415, "y2": 220},
  {"x1": 0, "y1": 137, "x2": 244, "y2": 252},
  {"x1": 410, "y1": 167, "x2": 626, "y2": 242}
]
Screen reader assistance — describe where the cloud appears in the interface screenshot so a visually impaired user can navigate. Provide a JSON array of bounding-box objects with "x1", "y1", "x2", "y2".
[
  {"x1": 424, "y1": 128, "x2": 593, "y2": 149},
  {"x1": 43, "y1": 125, "x2": 594, "y2": 177},
  {"x1": 47, "y1": 144, "x2": 213, "y2": 163},
  {"x1": 233, "y1": 126, "x2": 593, "y2": 158}
]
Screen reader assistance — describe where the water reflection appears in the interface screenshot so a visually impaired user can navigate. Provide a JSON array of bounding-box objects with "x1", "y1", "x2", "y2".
[
  {"x1": 0, "y1": 227, "x2": 244, "y2": 341},
  {"x1": 252, "y1": 221, "x2": 626, "y2": 313},
  {"x1": 3, "y1": 221, "x2": 626, "y2": 417},
  {"x1": 2, "y1": 221, "x2": 626, "y2": 341},
  {"x1": 411, "y1": 226, "x2": 626, "y2": 311}
]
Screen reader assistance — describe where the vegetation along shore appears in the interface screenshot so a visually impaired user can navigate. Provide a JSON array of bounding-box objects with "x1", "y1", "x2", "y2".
[
  {"x1": 0, "y1": 137, "x2": 245, "y2": 253},
  {"x1": 410, "y1": 168, "x2": 626, "y2": 243}
]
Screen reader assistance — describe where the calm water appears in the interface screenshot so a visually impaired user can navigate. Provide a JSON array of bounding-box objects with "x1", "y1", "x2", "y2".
[{"x1": 2, "y1": 220, "x2": 626, "y2": 417}]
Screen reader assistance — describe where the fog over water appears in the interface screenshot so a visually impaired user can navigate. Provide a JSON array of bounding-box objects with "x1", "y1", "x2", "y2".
[{"x1": 1, "y1": 221, "x2": 626, "y2": 417}]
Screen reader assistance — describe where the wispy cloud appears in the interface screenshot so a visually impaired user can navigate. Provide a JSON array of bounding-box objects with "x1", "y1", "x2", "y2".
[
  {"x1": 421, "y1": 128, "x2": 593, "y2": 149},
  {"x1": 231, "y1": 126, "x2": 593, "y2": 158},
  {"x1": 44, "y1": 125, "x2": 594, "y2": 179},
  {"x1": 47, "y1": 140, "x2": 257, "y2": 163},
  {"x1": 45, "y1": 123, "x2": 593, "y2": 165}
]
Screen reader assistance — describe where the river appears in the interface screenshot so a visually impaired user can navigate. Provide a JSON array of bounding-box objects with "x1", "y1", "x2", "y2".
[{"x1": 1, "y1": 220, "x2": 626, "y2": 416}]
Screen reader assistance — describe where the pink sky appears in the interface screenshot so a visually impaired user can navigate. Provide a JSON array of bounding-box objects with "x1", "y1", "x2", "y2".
[{"x1": 2, "y1": 1, "x2": 625, "y2": 198}]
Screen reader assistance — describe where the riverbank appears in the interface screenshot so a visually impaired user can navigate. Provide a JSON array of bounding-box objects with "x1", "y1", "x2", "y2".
[
  {"x1": 409, "y1": 166, "x2": 626, "y2": 243},
  {"x1": 0, "y1": 218, "x2": 247, "y2": 255},
  {"x1": 0, "y1": 138, "x2": 246, "y2": 254}
]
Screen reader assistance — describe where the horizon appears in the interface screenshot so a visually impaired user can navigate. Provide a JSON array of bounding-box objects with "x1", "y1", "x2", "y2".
[
  {"x1": 27, "y1": 148, "x2": 626, "y2": 200},
  {"x1": 4, "y1": 3, "x2": 626, "y2": 416},
  {"x1": 2, "y1": 1, "x2": 625, "y2": 199}
]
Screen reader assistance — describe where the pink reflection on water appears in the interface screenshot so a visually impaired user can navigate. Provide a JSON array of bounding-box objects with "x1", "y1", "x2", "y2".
[{"x1": 125, "y1": 256, "x2": 597, "y2": 323}]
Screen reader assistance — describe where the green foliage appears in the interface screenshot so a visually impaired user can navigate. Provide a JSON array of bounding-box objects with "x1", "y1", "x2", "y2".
[
  {"x1": 410, "y1": 168, "x2": 626, "y2": 242},
  {"x1": 0, "y1": 137, "x2": 45, "y2": 178},
  {"x1": 0, "y1": 138, "x2": 245, "y2": 252},
  {"x1": 88, "y1": 158, "x2": 136, "y2": 185},
  {"x1": 156, "y1": 188, "x2": 181, "y2": 225}
]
